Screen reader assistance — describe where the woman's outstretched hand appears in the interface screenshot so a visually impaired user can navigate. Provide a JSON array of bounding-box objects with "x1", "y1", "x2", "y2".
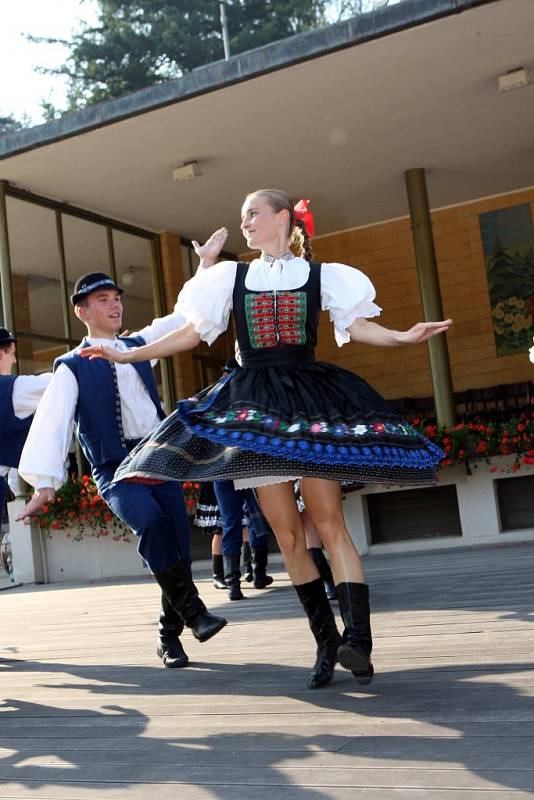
[
  {"x1": 399, "y1": 319, "x2": 453, "y2": 345},
  {"x1": 80, "y1": 344, "x2": 130, "y2": 363},
  {"x1": 192, "y1": 227, "x2": 228, "y2": 264}
]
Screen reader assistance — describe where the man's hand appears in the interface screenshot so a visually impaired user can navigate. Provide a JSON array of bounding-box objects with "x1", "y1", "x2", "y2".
[
  {"x1": 193, "y1": 227, "x2": 229, "y2": 267},
  {"x1": 17, "y1": 487, "x2": 55, "y2": 521},
  {"x1": 398, "y1": 319, "x2": 453, "y2": 345}
]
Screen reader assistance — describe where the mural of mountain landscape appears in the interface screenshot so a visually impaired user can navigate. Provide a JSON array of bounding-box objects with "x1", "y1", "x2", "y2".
[{"x1": 480, "y1": 202, "x2": 534, "y2": 356}]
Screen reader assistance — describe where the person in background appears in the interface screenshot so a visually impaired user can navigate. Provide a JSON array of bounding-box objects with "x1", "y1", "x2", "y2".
[{"x1": 0, "y1": 328, "x2": 52, "y2": 514}]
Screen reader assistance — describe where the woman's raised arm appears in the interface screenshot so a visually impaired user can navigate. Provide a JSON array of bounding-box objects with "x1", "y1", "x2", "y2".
[
  {"x1": 348, "y1": 317, "x2": 452, "y2": 347},
  {"x1": 80, "y1": 322, "x2": 201, "y2": 364}
]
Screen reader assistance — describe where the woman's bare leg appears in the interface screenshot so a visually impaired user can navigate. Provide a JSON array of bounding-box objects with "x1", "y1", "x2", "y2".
[
  {"x1": 257, "y1": 480, "x2": 340, "y2": 689},
  {"x1": 211, "y1": 531, "x2": 222, "y2": 556},
  {"x1": 256, "y1": 481, "x2": 318, "y2": 585},
  {"x1": 301, "y1": 479, "x2": 373, "y2": 684},
  {"x1": 300, "y1": 478, "x2": 364, "y2": 584}
]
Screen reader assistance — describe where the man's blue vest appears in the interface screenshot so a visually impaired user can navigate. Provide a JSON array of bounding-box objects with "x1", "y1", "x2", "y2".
[
  {"x1": 0, "y1": 375, "x2": 33, "y2": 467},
  {"x1": 54, "y1": 336, "x2": 165, "y2": 468}
]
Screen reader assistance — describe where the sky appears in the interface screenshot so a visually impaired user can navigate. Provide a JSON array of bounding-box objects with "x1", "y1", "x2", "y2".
[{"x1": 0, "y1": 0, "x2": 99, "y2": 125}]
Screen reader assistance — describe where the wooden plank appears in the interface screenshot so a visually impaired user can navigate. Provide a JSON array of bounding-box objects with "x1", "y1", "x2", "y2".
[{"x1": 1, "y1": 543, "x2": 534, "y2": 799}]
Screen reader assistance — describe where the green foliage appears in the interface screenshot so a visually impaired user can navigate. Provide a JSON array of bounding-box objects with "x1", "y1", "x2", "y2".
[
  {"x1": 31, "y1": 474, "x2": 130, "y2": 541},
  {"x1": 31, "y1": 0, "x2": 387, "y2": 114},
  {"x1": 414, "y1": 414, "x2": 534, "y2": 470},
  {"x1": 31, "y1": 0, "x2": 326, "y2": 113},
  {"x1": 0, "y1": 114, "x2": 23, "y2": 136}
]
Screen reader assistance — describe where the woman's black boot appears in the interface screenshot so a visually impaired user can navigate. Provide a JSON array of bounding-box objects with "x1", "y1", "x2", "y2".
[
  {"x1": 212, "y1": 554, "x2": 227, "y2": 589},
  {"x1": 241, "y1": 541, "x2": 253, "y2": 582},
  {"x1": 336, "y1": 582, "x2": 374, "y2": 685},
  {"x1": 309, "y1": 547, "x2": 337, "y2": 601},
  {"x1": 154, "y1": 561, "x2": 227, "y2": 642},
  {"x1": 251, "y1": 545, "x2": 274, "y2": 589},
  {"x1": 156, "y1": 594, "x2": 189, "y2": 668},
  {"x1": 294, "y1": 578, "x2": 342, "y2": 689},
  {"x1": 223, "y1": 554, "x2": 245, "y2": 600}
]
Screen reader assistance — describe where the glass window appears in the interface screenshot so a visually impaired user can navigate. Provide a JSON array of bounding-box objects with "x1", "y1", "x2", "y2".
[
  {"x1": 181, "y1": 244, "x2": 194, "y2": 280},
  {"x1": 15, "y1": 335, "x2": 69, "y2": 374},
  {"x1": 112, "y1": 230, "x2": 155, "y2": 335},
  {"x1": 6, "y1": 197, "x2": 65, "y2": 340},
  {"x1": 62, "y1": 214, "x2": 110, "y2": 340}
]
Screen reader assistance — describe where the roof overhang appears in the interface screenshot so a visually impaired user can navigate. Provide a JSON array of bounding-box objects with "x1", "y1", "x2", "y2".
[{"x1": 1, "y1": 0, "x2": 531, "y2": 250}]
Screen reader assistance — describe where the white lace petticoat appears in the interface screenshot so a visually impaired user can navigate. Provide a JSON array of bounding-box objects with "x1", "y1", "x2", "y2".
[{"x1": 233, "y1": 475, "x2": 301, "y2": 490}]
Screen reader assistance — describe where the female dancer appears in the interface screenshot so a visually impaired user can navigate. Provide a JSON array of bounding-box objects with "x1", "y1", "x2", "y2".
[{"x1": 82, "y1": 189, "x2": 450, "y2": 689}]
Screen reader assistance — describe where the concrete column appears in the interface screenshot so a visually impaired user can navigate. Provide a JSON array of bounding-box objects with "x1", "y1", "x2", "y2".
[
  {"x1": 8, "y1": 500, "x2": 47, "y2": 585},
  {"x1": 0, "y1": 180, "x2": 15, "y2": 331},
  {"x1": 404, "y1": 168, "x2": 455, "y2": 427}
]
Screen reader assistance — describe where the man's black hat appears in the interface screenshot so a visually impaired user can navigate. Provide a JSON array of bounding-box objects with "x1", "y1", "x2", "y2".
[
  {"x1": 70, "y1": 272, "x2": 124, "y2": 305},
  {"x1": 0, "y1": 327, "x2": 16, "y2": 346}
]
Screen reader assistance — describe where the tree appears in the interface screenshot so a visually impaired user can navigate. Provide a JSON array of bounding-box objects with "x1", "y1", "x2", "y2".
[
  {"x1": 32, "y1": 0, "x2": 391, "y2": 116},
  {"x1": 327, "y1": 0, "x2": 390, "y2": 22},
  {"x1": 32, "y1": 0, "x2": 325, "y2": 114},
  {"x1": 0, "y1": 113, "x2": 23, "y2": 137}
]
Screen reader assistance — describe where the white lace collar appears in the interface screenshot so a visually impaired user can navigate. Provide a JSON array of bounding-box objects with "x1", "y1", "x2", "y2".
[{"x1": 260, "y1": 251, "x2": 295, "y2": 264}]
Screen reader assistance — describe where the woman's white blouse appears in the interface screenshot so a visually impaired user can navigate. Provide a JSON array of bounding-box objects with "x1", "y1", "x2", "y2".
[{"x1": 177, "y1": 256, "x2": 381, "y2": 347}]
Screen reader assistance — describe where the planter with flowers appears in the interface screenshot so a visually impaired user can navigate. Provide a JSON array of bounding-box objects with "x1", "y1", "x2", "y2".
[
  {"x1": 27, "y1": 474, "x2": 146, "y2": 582},
  {"x1": 411, "y1": 412, "x2": 534, "y2": 473},
  {"x1": 22, "y1": 475, "x2": 203, "y2": 583}
]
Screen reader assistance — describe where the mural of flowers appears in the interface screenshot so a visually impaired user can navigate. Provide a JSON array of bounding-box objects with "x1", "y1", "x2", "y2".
[{"x1": 480, "y1": 203, "x2": 534, "y2": 356}]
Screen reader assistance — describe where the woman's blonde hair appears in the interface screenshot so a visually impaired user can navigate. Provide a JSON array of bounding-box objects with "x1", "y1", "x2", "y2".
[{"x1": 246, "y1": 189, "x2": 314, "y2": 260}]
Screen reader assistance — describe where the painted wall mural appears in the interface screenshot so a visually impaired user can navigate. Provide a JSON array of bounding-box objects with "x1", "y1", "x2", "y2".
[{"x1": 480, "y1": 203, "x2": 534, "y2": 357}]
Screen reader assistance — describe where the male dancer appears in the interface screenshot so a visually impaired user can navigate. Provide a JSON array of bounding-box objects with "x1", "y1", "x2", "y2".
[
  {"x1": 0, "y1": 328, "x2": 52, "y2": 515},
  {"x1": 19, "y1": 244, "x2": 228, "y2": 668}
]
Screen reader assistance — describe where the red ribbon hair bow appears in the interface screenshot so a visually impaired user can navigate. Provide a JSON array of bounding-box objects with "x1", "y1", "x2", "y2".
[{"x1": 294, "y1": 198, "x2": 315, "y2": 237}]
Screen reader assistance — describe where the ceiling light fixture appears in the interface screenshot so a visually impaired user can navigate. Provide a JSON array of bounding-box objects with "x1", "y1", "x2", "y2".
[
  {"x1": 498, "y1": 67, "x2": 530, "y2": 92},
  {"x1": 172, "y1": 161, "x2": 202, "y2": 182},
  {"x1": 121, "y1": 266, "x2": 136, "y2": 287}
]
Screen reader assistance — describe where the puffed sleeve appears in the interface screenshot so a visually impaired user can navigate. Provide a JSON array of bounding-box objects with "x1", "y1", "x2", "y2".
[
  {"x1": 321, "y1": 262, "x2": 382, "y2": 347},
  {"x1": 177, "y1": 260, "x2": 237, "y2": 345}
]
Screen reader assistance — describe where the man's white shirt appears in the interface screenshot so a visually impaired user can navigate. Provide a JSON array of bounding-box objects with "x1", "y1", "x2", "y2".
[{"x1": 19, "y1": 304, "x2": 188, "y2": 492}]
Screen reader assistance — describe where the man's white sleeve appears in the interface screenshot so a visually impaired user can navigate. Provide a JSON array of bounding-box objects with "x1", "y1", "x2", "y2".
[
  {"x1": 12, "y1": 373, "x2": 53, "y2": 418},
  {"x1": 19, "y1": 365, "x2": 78, "y2": 491}
]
